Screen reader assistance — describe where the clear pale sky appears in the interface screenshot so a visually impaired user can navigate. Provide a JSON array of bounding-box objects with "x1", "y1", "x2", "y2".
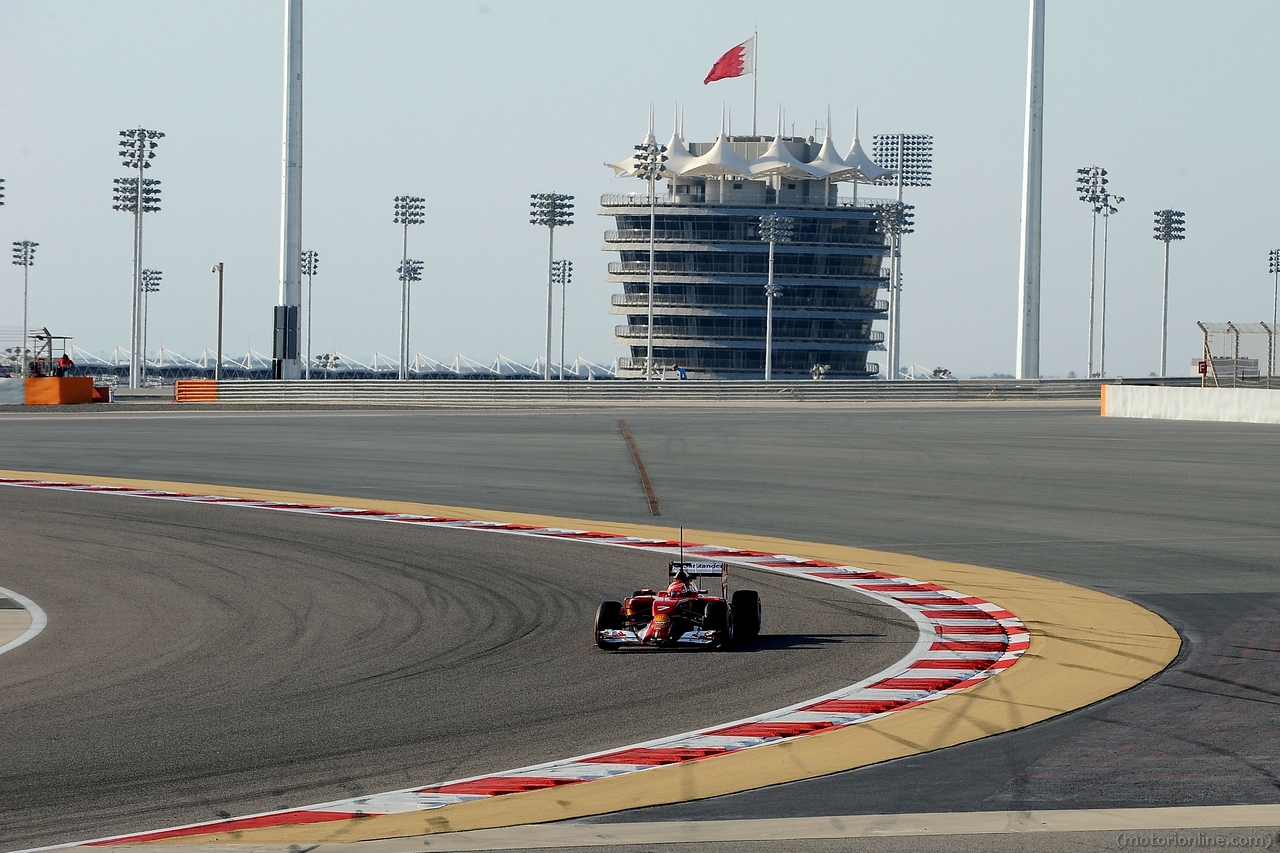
[{"x1": 2, "y1": 1, "x2": 1276, "y2": 377}]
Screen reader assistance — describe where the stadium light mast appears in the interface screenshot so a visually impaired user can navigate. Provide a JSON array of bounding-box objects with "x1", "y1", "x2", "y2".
[
  {"x1": 1269, "y1": 249, "x2": 1279, "y2": 329},
  {"x1": 632, "y1": 136, "x2": 667, "y2": 380},
  {"x1": 874, "y1": 202, "x2": 915, "y2": 381},
  {"x1": 1015, "y1": 0, "x2": 1046, "y2": 379},
  {"x1": 1097, "y1": 189, "x2": 1123, "y2": 377},
  {"x1": 393, "y1": 196, "x2": 424, "y2": 380},
  {"x1": 554, "y1": 259, "x2": 573, "y2": 380},
  {"x1": 210, "y1": 263, "x2": 224, "y2": 381},
  {"x1": 396, "y1": 257, "x2": 423, "y2": 377},
  {"x1": 113, "y1": 127, "x2": 164, "y2": 389},
  {"x1": 1153, "y1": 209, "x2": 1186, "y2": 377},
  {"x1": 873, "y1": 133, "x2": 932, "y2": 379},
  {"x1": 759, "y1": 214, "x2": 794, "y2": 381},
  {"x1": 1076, "y1": 165, "x2": 1110, "y2": 377},
  {"x1": 274, "y1": 0, "x2": 304, "y2": 381},
  {"x1": 11, "y1": 241, "x2": 37, "y2": 376},
  {"x1": 141, "y1": 268, "x2": 162, "y2": 384},
  {"x1": 530, "y1": 192, "x2": 574, "y2": 380},
  {"x1": 301, "y1": 249, "x2": 318, "y2": 379}
]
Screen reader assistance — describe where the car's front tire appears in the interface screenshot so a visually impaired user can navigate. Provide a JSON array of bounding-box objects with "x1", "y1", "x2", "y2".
[
  {"x1": 703, "y1": 599, "x2": 729, "y2": 646},
  {"x1": 595, "y1": 600, "x2": 623, "y2": 650}
]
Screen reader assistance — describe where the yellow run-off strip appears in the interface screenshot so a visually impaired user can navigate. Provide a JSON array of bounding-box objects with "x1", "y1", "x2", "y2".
[{"x1": 0, "y1": 470, "x2": 1181, "y2": 845}]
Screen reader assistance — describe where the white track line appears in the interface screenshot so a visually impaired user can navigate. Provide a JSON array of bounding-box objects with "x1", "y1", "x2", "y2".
[
  {"x1": 0, "y1": 479, "x2": 1027, "y2": 848},
  {"x1": 0, "y1": 585, "x2": 48, "y2": 657}
]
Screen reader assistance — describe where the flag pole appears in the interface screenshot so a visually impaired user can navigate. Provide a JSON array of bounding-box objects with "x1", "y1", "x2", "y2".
[{"x1": 751, "y1": 31, "x2": 758, "y2": 137}]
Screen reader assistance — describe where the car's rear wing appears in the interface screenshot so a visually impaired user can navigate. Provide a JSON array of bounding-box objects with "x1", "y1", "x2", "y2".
[{"x1": 669, "y1": 561, "x2": 728, "y2": 598}]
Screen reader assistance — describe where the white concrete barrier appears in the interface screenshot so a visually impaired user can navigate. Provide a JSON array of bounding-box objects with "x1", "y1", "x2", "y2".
[
  {"x1": 1102, "y1": 384, "x2": 1280, "y2": 424},
  {"x1": 0, "y1": 378, "x2": 24, "y2": 405}
]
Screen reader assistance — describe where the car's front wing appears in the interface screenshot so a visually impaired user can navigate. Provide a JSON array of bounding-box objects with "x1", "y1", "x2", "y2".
[{"x1": 597, "y1": 628, "x2": 721, "y2": 648}]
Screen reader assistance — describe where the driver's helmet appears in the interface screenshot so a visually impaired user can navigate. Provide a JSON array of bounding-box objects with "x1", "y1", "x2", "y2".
[{"x1": 667, "y1": 568, "x2": 695, "y2": 596}]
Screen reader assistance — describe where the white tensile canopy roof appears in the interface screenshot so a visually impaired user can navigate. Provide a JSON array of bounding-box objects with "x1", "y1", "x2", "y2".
[
  {"x1": 680, "y1": 133, "x2": 753, "y2": 178},
  {"x1": 608, "y1": 112, "x2": 895, "y2": 183},
  {"x1": 748, "y1": 133, "x2": 821, "y2": 179},
  {"x1": 844, "y1": 134, "x2": 892, "y2": 183},
  {"x1": 661, "y1": 132, "x2": 696, "y2": 176},
  {"x1": 805, "y1": 133, "x2": 862, "y2": 181},
  {"x1": 605, "y1": 127, "x2": 654, "y2": 178}
]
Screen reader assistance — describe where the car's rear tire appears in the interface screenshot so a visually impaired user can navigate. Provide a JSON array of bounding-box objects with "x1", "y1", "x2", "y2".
[
  {"x1": 731, "y1": 590, "x2": 761, "y2": 641},
  {"x1": 595, "y1": 601, "x2": 623, "y2": 650}
]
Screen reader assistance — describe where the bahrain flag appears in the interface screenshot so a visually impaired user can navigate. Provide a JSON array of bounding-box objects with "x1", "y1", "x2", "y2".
[{"x1": 703, "y1": 37, "x2": 756, "y2": 85}]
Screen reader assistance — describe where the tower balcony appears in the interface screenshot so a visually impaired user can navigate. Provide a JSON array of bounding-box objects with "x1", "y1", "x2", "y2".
[
  {"x1": 615, "y1": 325, "x2": 885, "y2": 349},
  {"x1": 610, "y1": 293, "x2": 888, "y2": 313},
  {"x1": 601, "y1": 193, "x2": 893, "y2": 210},
  {"x1": 607, "y1": 261, "x2": 889, "y2": 281},
  {"x1": 603, "y1": 229, "x2": 888, "y2": 250}
]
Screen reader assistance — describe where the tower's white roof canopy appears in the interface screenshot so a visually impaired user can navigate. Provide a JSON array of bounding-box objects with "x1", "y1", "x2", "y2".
[
  {"x1": 605, "y1": 127, "x2": 654, "y2": 178},
  {"x1": 680, "y1": 133, "x2": 753, "y2": 178},
  {"x1": 844, "y1": 134, "x2": 892, "y2": 183},
  {"x1": 748, "y1": 134, "x2": 821, "y2": 179},
  {"x1": 802, "y1": 133, "x2": 861, "y2": 181},
  {"x1": 606, "y1": 130, "x2": 699, "y2": 179},
  {"x1": 661, "y1": 132, "x2": 696, "y2": 176},
  {"x1": 609, "y1": 112, "x2": 895, "y2": 183}
]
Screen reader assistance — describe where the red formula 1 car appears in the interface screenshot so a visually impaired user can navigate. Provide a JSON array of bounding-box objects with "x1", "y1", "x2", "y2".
[{"x1": 594, "y1": 561, "x2": 761, "y2": 650}]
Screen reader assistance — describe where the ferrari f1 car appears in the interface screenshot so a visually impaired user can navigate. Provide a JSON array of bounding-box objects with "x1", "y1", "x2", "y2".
[{"x1": 594, "y1": 561, "x2": 761, "y2": 650}]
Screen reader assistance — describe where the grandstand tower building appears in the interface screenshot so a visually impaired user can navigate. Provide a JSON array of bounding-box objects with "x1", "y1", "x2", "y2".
[{"x1": 604, "y1": 121, "x2": 893, "y2": 379}]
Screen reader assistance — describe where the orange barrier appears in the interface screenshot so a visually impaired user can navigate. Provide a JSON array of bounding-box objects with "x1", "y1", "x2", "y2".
[
  {"x1": 174, "y1": 380, "x2": 218, "y2": 402},
  {"x1": 25, "y1": 377, "x2": 94, "y2": 405}
]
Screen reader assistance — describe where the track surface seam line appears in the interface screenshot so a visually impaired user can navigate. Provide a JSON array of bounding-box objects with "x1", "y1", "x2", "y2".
[{"x1": 618, "y1": 420, "x2": 661, "y2": 516}]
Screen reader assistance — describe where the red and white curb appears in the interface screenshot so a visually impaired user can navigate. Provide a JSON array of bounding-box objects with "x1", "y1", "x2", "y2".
[{"x1": 1, "y1": 478, "x2": 1028, "y2": 846}]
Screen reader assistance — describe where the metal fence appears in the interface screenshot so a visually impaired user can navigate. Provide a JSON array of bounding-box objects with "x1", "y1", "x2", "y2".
[{"x1": 1197, "y1": 322, "x2": 1277, "y2": 388}]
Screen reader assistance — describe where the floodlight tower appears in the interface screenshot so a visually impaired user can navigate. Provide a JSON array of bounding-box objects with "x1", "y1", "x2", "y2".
[
  {"x1": 530, "y1": 193, "x2": 574, "y2": 380},
  {"x1": 1153, "y1": 209, "x2": 1186, "y2": 377},
  {"x1": 759, "y1": 214, "x2": 794, "y2": 381},
  {"x1": 210, "y1": 263, "x2": 224, "y2": 381},
  {"x1": 1269, "y1": 249, "x2": 1279, "y2": 329},
  {"x1": 872, "y1": 134, "x2": 931, "y2": 379},
  {"x1": 874, "y1": 203, "x2": 915, "y2": 380},
  {"x1": 393, "y1": 196, "x2": 425, "y2": 380},
  {"x1": 631, "y1": 138, "x2": 667, "y2": 380},
  {"x1": 11, "y1": 241, "x2": 36, "y2": 376},
  {"x1": 553, "y1": 259, "x2": 573, "y2": 379},
  {"x1": 300, "y1": 249, "x2": 318, "y2": 379},
  {"x1": 1076, "y1": 165, "x2": 1109, "y2": 376},
  {"x1": 1096, "y1": 189, "x2": 1123, "y2": 377},
  {"x1": 397, "y1": 258, "x2": 423, "y2": 377},
  {"x1": 113, "y1": 127, "x2": 164, "y2": 389},
  {"x1": 141, "y1": 268, "x2": 162, "y2": 384}
]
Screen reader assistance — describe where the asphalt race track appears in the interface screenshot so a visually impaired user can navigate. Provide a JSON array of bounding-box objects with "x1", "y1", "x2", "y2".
[
  {"x1": 0, "y1": 483, "x2": 915, "y2": 848},
  {"x1": 2, "y1": 402, "x2": 1280, "y2": 847}
]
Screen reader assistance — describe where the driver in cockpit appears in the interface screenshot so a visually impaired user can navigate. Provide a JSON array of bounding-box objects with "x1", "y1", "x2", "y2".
[{"x1": 665, "y1": 567, "x2": 697, "y2": 598}]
